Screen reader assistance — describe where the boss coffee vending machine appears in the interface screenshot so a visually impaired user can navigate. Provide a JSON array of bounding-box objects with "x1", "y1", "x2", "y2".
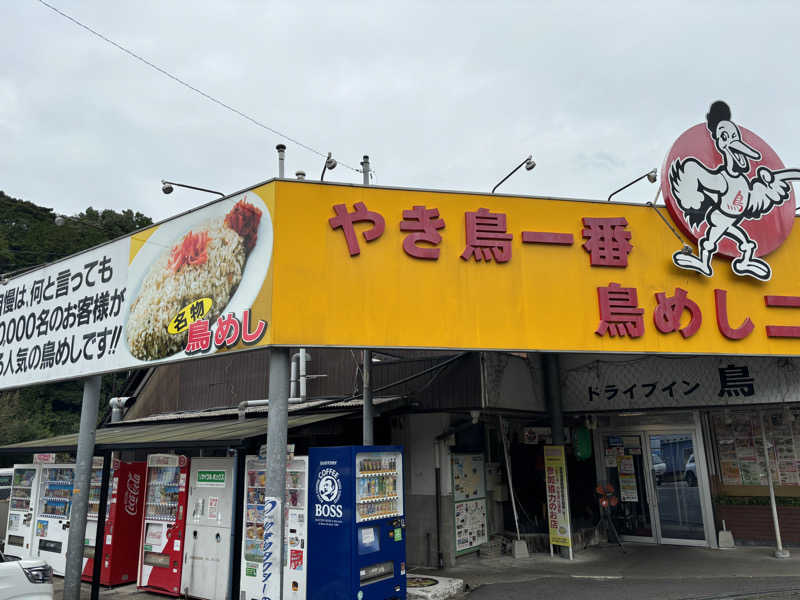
[
  {"x1": 308, "y1": 446, "x2": 406, "y2": 600},
  {"x1": 82, "y1": 459, "x2": 147, "y2": 585},
  {"x1": 137, "y1": 454, "x2": 190, "y2": 596}
]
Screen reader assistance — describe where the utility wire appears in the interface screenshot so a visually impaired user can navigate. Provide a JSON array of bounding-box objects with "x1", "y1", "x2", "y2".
[{"x1": 35, "y1": 0, "x2": 360, "y2": 172}]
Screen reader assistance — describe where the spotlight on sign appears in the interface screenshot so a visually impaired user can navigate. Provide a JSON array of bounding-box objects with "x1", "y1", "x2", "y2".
[
  {"x1": 608, "y1": 168, "x2": 657, "y2": 202},
  {"x1": 492, "y1": 154, "x2": 536, "y2": 194},
  {"x1": 320, "y1": 152, "x2": 337, "y2": 181}
]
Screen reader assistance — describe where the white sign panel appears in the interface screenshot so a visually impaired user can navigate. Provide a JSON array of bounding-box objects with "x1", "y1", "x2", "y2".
[
  {"x1": 563, "y1": 355, "x2": 800, "y2": 412},
  {"x1": 0, "y1": 192, "x2": 273, "y2": 391},
  {"x1": 0, "y1": 240, "x2": 129, "y2": 388}
]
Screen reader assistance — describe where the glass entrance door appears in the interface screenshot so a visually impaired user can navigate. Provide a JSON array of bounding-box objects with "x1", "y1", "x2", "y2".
[
  {"x1": 599, "y1": 433, "x2": 654, "y2": 542},
  {"x1": 648, "y1": 433, "x2": 706, "y2": 544}
]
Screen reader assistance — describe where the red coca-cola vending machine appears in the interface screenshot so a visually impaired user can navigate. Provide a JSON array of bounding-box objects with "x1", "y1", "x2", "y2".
[
  {"x1": 137, "y1": 454, "x2": 190, "y2": 597},
  {"x1": 81, "y1": 459, "x2": 146, "y2": 586}
]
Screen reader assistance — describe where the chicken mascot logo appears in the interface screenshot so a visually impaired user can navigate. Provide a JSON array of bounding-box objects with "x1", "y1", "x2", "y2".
[{"x1": 663, "y1": 101, "x2": 800, "y2": 281}]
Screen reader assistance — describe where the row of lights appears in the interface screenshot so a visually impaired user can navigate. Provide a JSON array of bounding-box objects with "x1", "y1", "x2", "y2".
[
  {"x1": 2, "y1": 153, "x2": 659, "y2": 285},
  {"x1": 157, "y1": 149, "x2": 657, "y2": 200}
]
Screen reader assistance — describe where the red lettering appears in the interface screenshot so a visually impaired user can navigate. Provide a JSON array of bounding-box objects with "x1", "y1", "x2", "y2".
[{"x1": 714, "y1": 289, "x2": 754, "y2": 340}]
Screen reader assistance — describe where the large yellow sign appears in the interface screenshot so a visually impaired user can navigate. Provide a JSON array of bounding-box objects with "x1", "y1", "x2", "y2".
[
  {"x1": 264, "y1": 180, "x2": 800, "y2": 355},
  {"x1": 5, "y1": 178, "x2": 800, "y2": 392}
]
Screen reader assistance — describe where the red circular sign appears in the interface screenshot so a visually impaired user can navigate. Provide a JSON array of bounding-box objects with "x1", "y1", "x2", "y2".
[
  {"x1": 662, "y1": 123, "x2": 794, "y2": 260},
  {"x1": 660, "y1": 102, "x2": 799, "y2": 282}
]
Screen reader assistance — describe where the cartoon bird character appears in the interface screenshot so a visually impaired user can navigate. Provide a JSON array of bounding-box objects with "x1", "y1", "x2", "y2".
[{"x1": 669, "y1": 101, "x2": 800, "y2": 281}]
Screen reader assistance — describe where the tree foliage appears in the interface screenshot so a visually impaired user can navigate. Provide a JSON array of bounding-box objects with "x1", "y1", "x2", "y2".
[{"x1": 0, "y1": 190, "x2": 153, "y2": 457}]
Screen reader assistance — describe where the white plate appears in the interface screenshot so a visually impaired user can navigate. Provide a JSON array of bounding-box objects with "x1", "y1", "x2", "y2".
[{"x1": 120, "y1": 191, "x2": 273, "y2": 364}]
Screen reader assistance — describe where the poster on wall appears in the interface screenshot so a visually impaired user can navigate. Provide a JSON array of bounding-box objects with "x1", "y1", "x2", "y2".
[
  {"x1": 720, "y1": 461, "x2": 742, "y2": 486},
  {"x1": 544, "y1": 445, "x2": 572, "y2": 549},
  {"x1": 712, "y1": 408, "x2": 800, "y2": 488},
  {"x1": 452, "y1": 454, "x2": 487, "y2": 555},
  {"x1": 618, "y1": 474, "x2": 638, "y2": 502},
  {"x1": 454, "y1": 499, "x2": 487, "y2": 554},
  {"x1": 452, "y1": 454, "x2": 486, "y2": 502}
]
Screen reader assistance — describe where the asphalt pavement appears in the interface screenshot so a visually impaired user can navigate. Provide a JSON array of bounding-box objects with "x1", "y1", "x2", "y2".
[
  {"x1": 465, "y1": 576, "x2": 800, "y2": 600},
  {"x1": 423, "y1": 543, "x2": 800, "y2": 600}
]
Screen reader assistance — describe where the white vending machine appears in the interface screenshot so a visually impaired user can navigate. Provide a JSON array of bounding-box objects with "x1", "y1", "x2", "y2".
[
  {"x1": 35, "y1": 463, "x2": 76, "y2": 575},
  {"x1": 180, "y1": 457, "x2": 235, "y2": 600},
  {"x1": 4, "y1": 464, "x2": 41, "y2": 559},
  {"x1": 240, "y1": 455, "x2": 309, "y2": 600}
]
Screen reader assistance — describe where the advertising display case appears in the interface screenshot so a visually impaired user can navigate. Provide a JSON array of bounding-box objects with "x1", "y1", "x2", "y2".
[
  {"x1": 240, "y1": 455, "x2": 309, "y2": 600},
  {"x1": 137, "y1": 454, "x2": 190, "y2": 596},
  {"x1": 82, "y1": 459, "x2": 146, "y2": 585},
  {"x1": 180, "y1": 457, "x2": 235, "y2": 600},
  {"x1": 308, "y1": 446, "x2": 405, "y2": 600},
  {"x1": 3, "y1": 465, "x2": 41, "y2": 559}
]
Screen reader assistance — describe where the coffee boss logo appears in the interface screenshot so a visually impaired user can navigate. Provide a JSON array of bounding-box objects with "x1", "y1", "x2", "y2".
[{"x1": 314, "y1": 467, "x2": 343, "y2": 518}]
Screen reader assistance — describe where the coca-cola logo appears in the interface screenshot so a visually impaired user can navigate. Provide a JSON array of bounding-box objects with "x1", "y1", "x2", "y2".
[{"x1": 123, "y1": 472, "x2": 141, "y2": 516}]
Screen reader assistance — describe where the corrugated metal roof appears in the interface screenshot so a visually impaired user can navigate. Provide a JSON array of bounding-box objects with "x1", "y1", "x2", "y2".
[
  {"x1": 0, "y1": 413, "x2": 347, "y2": 454},
  {"x1": 119, "y1": 396, "x2": 403, "y2": 425}
]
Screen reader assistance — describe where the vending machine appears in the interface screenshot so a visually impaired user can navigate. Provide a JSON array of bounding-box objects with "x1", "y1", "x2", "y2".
[
  {"x1": 240, "y1": 455, "x2": 309, "y2": 600},
  {"x1": 34, "y1": 463, "x2": 75, "y2": 575},
  {"x1": 180, "y1": 457, "x2": 235, "y2": 600},
  {"x1": 3, "y1": 464, "x2": 41, "y2": 559},
  {"x1": 82, "y1": 459, "x2": 147, "y2": 585},
  {"x1": 308, "y1": 446, "x2": 405, "y2": 600},
  {"x1": 137, "y1": 454, "x2": 190, "y2": 596}
]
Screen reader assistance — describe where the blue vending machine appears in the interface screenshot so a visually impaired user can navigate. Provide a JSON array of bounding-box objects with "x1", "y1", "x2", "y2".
[{"x1": 308, "y1": 446, "x2": 406, "y2": 600}]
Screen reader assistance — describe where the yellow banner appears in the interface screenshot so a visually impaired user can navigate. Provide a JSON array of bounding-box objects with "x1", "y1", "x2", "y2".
[
  {"x1": 268, "y1": 181, "x2": 800, "y2": 355},
  {"x1": 544, "y1": 445, "x2": 571, "y2": 548}
]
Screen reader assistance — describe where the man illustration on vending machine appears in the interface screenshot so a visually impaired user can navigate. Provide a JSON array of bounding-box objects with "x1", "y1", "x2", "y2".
[{"x1": 667, "y1": 101, "x2": 800, "y2": 281}]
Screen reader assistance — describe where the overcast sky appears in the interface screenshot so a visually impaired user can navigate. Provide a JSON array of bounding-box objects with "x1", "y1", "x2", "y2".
[{"x1": 3, "y1": 1, "x2": 800, "y2": 222}]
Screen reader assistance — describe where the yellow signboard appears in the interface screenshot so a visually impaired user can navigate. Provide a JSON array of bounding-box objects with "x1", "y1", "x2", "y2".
[
  {"x1": 267, "y1": 180, "x2": 800, "y2": 355},
  {"x1": 5, "y1": 178, "x2": 800, "y2": 391},
  {"x1": 544, "y1": 445, "x2": 572, "y2": 548}
]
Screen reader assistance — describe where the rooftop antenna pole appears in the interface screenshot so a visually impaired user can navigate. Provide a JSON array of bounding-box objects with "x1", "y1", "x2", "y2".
[
  {"x1": 361, "y1": 154, "x2": 374, "y2": 445},
  {"x1": 361, "y1": 155, "x2": 371, "y2": 186},
  {"x1": 276, "y1": 144, "x2": 286, "y2": 178}
]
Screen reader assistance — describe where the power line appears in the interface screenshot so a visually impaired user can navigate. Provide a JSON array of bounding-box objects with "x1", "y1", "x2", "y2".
[{"x1": 35, "y1": 0, "x2": 360, "y2": 172}]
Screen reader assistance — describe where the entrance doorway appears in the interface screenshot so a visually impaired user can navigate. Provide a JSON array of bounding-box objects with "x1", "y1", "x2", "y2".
[{"x1": 596, "y1": 425, "x2": 713, "y2": 546}]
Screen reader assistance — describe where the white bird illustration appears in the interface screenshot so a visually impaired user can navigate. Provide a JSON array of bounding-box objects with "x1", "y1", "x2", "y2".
[{"x1": 669, "y1": 101, "x2": 800, "y2": 281}]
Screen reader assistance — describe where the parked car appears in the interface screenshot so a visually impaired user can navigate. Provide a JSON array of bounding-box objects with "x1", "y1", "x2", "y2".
[
  {"x1": 685, "y1": 454, "x2": 697, "y2": 487},
  {"x1": 0, "y1": 551, "x2": 53, "y2": 600},
  {"x1": 651, "y1": 451, "x2": 666, "y2": 485}
]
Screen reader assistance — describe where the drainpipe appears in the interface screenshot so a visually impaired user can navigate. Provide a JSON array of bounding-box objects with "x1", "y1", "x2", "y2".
[
  {"x1": 542, "y1": 353, "x2": 565, "y2": 444},
  {"x1": 290, "y1": 353, "x2": 300, "y2": 399},
  {"x1": 108, "y1": 397, "x2": 129, "y2": 423},
  {"x1": 363, "y1": 350, "x2": 374, "y2": 445},
  {"x1": 760, "y1": 410, "x2": 791, "y2": 559},
  {"x1": 299, "y1": 348, "x2": 309, "y2": 402}
]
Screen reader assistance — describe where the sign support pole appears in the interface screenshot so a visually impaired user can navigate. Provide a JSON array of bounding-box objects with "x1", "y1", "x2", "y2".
[
  {"x1": 63, "y1": 374, "x2": 102, "y2": 600},
  {"x1": 363, "y1": 350, "x2": 374, "y2": 445},
  {"x1": 360, "y1": 155, "x2": 374, "y2": 447},
  {"x1": 759, "y1": 411, "x2": 791, "y2": 559},
  {"x1": 265, "y1": 348, "x2": 290, "y2": 598},
  {"x1": 90, "y1": 449, "x2": 112, "y2": 600}
]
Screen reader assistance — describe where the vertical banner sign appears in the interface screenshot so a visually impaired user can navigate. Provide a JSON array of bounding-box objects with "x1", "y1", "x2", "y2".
[
  {"x1": 544, "y1": 445, "x2": 572, "y2": 548},
  {"x1": 262, "y1": 497, "x2": 282, "y2": 600}
]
